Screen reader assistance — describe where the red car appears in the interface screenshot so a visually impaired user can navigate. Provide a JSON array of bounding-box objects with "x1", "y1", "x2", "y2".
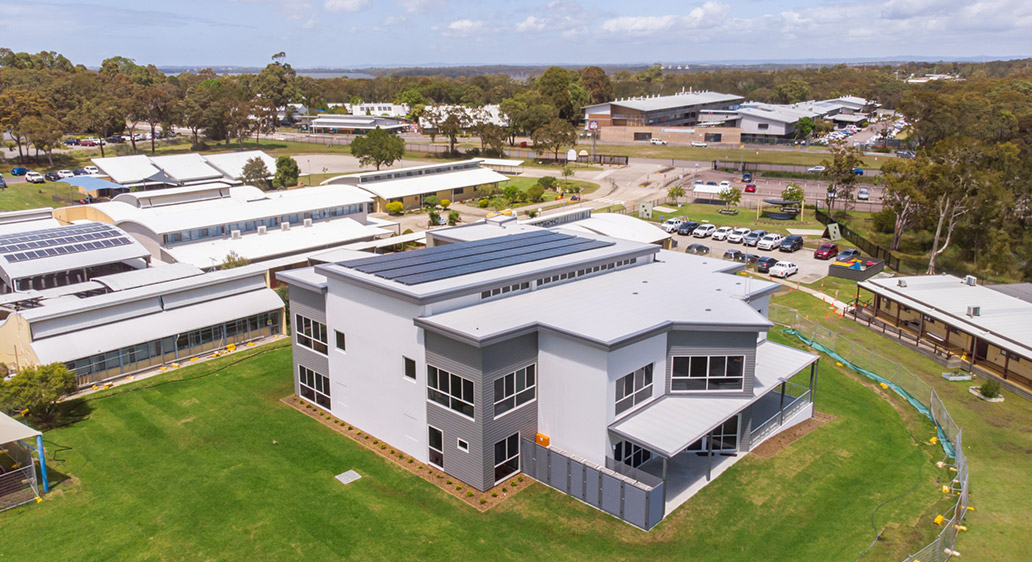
[
  {"x1": 814, "y1": 243, "x2": 839, "y2": 260},
  {"x1": 744, "y1": 183, "x2": 756, "y2": 193}
]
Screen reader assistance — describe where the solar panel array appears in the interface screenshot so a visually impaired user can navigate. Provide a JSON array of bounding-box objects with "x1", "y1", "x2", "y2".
[
  {"x1": 0, "y1": 223, "x2": 136, "y2": 264},
  {"x1": 339, "y1": 230, "x2": 615, "y2": 285}
]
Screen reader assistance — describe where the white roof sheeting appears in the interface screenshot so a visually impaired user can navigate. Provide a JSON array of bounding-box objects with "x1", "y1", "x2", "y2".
[
  {"x1": 586, "y1": 92, "x2": 743, "y2": 113},
  {"x1": 693, "y1": 184, "x2": 728, "y2": 195},
  {"x1": 0, "y1": 412, "x2": 40, "y2": 444},
  {"x1": 92, "y1": 155, "x2": 162, "y2": 185},
  {"x1": 201, "y1": 151, "x2": 277, "y2": 180},
  {"x1": 609, "y1": 341, "x2": 817, "y2": 457},
  {"x1": 93, "y1": 263, "x2": 203, "y2": 292},
  {"x1": 0, "y1": 208, "x2": 58, "y2": 236},
  {"x1": 556, "y1": 214, "x2": 670, "y2": 245},
  {"x1": 738, "y1": 105, "x2": 819, "y2": 124},
  {"x1": 112, "y1": 183, "x2": 234, "y2": 208},
  {"x1": 350, "y1": 167, "x2": 508, "y2": 201},
  {"x1": 148, "y1": 154, "x2": 224, "y2": 183}
]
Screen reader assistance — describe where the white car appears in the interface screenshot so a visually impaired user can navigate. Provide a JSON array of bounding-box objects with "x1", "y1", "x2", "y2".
[
  {"x1": 807, "y1": 165, "x2": 826, "y2": 173},
  {"x1": 711, "y1": 226, "x2": 734, "y2": 241},
  {"x1": 58, "y1": 169, "x2": 74, "y2": 179},
  {"x1": 692, "y1": 224, "x2": 716, "y2": 238},
  {"x1": 857, "y1": 188, "x2": 870, "y2": 200},
  {"x1": 660, "y1": 217, "x2": 685, "y2": 233},
  {"x1": 691, "y1": 141, "x2": 707, "y2": 147},
  {"x1": 719, "y1": 180, "x2": 731, "y2": 189},
  {"x1": 756, "y1": 233, "x2": 785, "y2": 251},
  {"x1": 726, "y1": 227, "x2": 751, "y2": 243},
  {"x1": 84, "y1": 165, "x2": 100, "y2": 175},
  {"x1": 649, "y1": 138, "x2": 667, "y2": 145},
  {"x1": 769, "y1": 261, "x2": 799, "y2": 278},
  {"x1": 25, "y1": 171, "x2": 45, "y2": 184},
  {"x1": 693, "y1": 179, "x2": 704, "y2": 186}
]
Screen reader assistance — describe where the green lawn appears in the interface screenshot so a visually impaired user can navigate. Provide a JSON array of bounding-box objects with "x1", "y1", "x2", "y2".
[
  {"x1": 500, "y1": 177, "x2": 600, "y2": 203},
  {"x1": 587, "y1": 142, "x2": 886, "y2": 169},
  {"x1": 646, "y1": 202, "x2": 827, "y2": 235},
  {"x1": 0, "y1": 181, "x2": 78, "y2": 211},
  {"x1": 0, "y1": 328, "x2": 970, "y2": 560}
]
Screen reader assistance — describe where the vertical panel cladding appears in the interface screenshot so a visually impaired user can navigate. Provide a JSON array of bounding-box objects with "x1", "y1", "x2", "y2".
[
  {"x1": 623, "y1": 486, "x2": 648, "y2": 529},
  {"x1": 739, "y1": 406, "x2": 754, "y2": 452},
  {"x1": 646, "y1": 484, "x2": 665, "y2": 530},
  {"x1": 583, "y1": 466, "x2": 601, "y2": 507},
  {"x1": 666, "y1": 330, "x2": 759, "y2": 395},
  {"x1": 288, "y1": 285, "x2": 328, "y2": 399},
  {"x1": 480, "y1": 333, "x2": 539, "y2": 490},
  {"x1": 600, "y1": 473, "x2": 623, "y2": 517},
  {"x1": 548, "y1": 454, "x2": 570, "y2": 493},
  {"x1": 567, "y1": 460, "x2": 586, "y2": 501}
]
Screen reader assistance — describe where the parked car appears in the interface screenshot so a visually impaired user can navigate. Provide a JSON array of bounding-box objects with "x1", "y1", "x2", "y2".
[
  {"x1": 693, "y1": 179, "x2": 704, "y2": 186},
  {"x1": 723, "y1": 248, "x2": 743, "y2": 261},
  {"x1": 756, "y1": 233, "x2": 785, "y2": 250},
  {"x1": 10, "y1": 167, "x2": 29, "y2": 175},
  {"x1": 757, "y1": 256, "x2": 779, "y2": 273},
  {"x1": 63, "y1": 138, "x2": 80, "y2": 146},
  {"x1": 814, "y1": 243, "x2": 839, "y2": 260},
  {"x1": 836, "y1": 248, "x2": 862, "y2": 261},
  {"x1": 711, "y1": 226, "x2": 734, "y2": 241},
  {"x1": 769, "y1": 261, "x2": 799, "y2": 278},
  {"x1": 807, "y1": 165, "x2": 826, "y2": 173},
  {"x1": 896, "y1": 150, "x2": 915, "y2": 159},
  {"x1": 58, "y1": 169, "x2": 74, "y2": 179},
  {"x1": 740, "y1": 253, "x2": 760, "y2": 265},
  {"x1": 660, "y1": 217, "x2": 685, "y2": 233},
  {"x1": 742, "y1": 172, "x2": 752, "y2": 182},
  {"x1": 44, "y1": 172, "x2": 61, "y2": 182},
  {"x1": 719, "y1": 180, "x2": 731, "y2": 189},
  {"x1": 79, "y1": 138, "x2": 98, "y2": 147},
  {"x1": 691, "y1": 141, "x2": 707, "y2": 147},
  {"x1": 692, "y1": 224, "x2": 716, "y2": 238},
  {"x1": 72, "y1": 168, "x2": 89, "y2": 176},
  {"x1": 685, "y1": 243, "x2": 710, "y2": 255},
  {"x1": 84, "y1": 166, "x2": 100, "y2": 175},
  {"x1": 705, "y1": 180, "x2": 718, "y2": 186},
  {"x1": 857, "y1": 187, "x2": 870, "y2": 200},
  {"x1": 649, "y1": 138, "x2": 667, "y2": 145},
  {"x1": 779, "y1": 235, "x2": 804, "y2": 252},
  {"x1": 853, "y1": 168, "x2": 864, "y2": 175},
  {"x1": 25, "y1": 171, "x2": 45, "y2": 184},
  {"x1": 744, "y1": 183, "x2": 756, "y2": 193},
  {"x1": 105, "y1": 134, "x2": 124, "y2": 144},
  {"x1": 743, "y1": 229, "x2": 767, "y2": 247},
  {"x1": 677, "y1": 221, "x2": 700, "y2": 236},
  {"x1": 727, "y1": 227, "x2": 751, "y2": 243}
]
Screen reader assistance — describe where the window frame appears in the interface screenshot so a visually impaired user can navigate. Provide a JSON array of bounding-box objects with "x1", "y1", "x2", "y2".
[
  {"x1": 335, "y1": 330, "x2": 346, "y2": 352},
  {"x1": 615, "y1": 364, "x2": 654, "y2": 416},
  {"x1": 426, "y1": 365, "x2": 476, "y2": 420},
  {"x1": 298, "y1": 365, "x2": 331, "y2": 409},
  {"x1": 403, "y1": 356, "x2": 417, "y2": 380},
  {"x1": 428, "y1": 426, "x2": 444, "y2": 469},
  {"x1": 493, "y1": 364, "x2": 537, "y2": 419},
  {"x1": 493, "y1": 432, "x2": 520, "y2": 484},
  {"x1": 670, "y1": 355, "x2": 746, "y2": 392},
  {"x1": 457, "y1": 438, "x2": 469, "y2": 453},
  {"x1": 294, "y1": 313, "x2": 328, "y2": 355},
  {"x1": 613, "y1": 440, "x2": 652, "y2": 468}
]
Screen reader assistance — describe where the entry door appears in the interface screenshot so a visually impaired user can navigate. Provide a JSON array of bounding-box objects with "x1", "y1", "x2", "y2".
[{"x1": 974, "y1": 339, "x2": 989, "y2": 362}]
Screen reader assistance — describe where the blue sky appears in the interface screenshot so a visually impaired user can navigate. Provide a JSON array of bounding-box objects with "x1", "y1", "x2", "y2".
[{"x1": 1, "y1": 0, "x2": 1030, "y2": 68}]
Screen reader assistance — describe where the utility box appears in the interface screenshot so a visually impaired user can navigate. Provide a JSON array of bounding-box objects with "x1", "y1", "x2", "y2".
[{"x1": 536, "y1": 433, "x2": 550, "y2": 447}]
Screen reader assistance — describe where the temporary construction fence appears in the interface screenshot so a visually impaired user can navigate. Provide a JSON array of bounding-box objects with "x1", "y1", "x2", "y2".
[
  {"x1": 0, "y1": 439, "x2": 41, "y2": 512},
  {"x1": 771, "y1": 304, "x2": 970, "y2": 561}
]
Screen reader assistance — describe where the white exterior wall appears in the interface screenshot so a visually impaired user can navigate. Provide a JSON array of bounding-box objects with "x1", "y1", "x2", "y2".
[
  {"x1": 536, "y1": 333, "x2": 609, "y2": 465},
  {"x1": 750, "y1": 294, "x2": 771, "y2": 342},
  {"x1": 740, "y1": 116, "x2": 792, "y2": 136},
  {"x1": 325, "y1": 280, "x2": 429, "y2": 462}
]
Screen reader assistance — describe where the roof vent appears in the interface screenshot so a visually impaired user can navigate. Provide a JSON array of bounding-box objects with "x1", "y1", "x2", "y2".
[
  {"x1": 230, "y1": 230, "x2": 241, "y2": 240},
  {"x1": 304, "y1": 218, "x2": 313, "y2": 228},
  {"x1": 897, "y1": 279, "x2": 907, "y2": 288},
  {"x1": 964, "y1": 275, "x2": 977, "y2": 286},
  {"x1": 281, "y1": 222, "x2": 290, "y2": 231},
  {"x1": 257, "y1": 225, "x2": 267, "y2": 235},
  {"x1": 966, "y1": 306, "x2": 981, "y2": 317}
]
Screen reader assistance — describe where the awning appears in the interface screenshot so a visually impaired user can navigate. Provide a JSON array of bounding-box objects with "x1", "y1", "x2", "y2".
[
  {"x1": 63, "y1": 176, "x2": 129, "y2": 195},
  {"x1": 0, "y1": 412, "x2": 41, "y2": 444},
  {"x1": 608, "y1": 341, "x2": 817, "y2": 458}
]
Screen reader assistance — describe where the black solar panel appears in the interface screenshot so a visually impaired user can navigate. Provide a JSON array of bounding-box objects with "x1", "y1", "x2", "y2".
[
  {"x1": 0, "y1": 223, "x2": 135, "y2": 263},
  {"x1": 338, "y1": 230, "x2": 615, "y2": 285}
]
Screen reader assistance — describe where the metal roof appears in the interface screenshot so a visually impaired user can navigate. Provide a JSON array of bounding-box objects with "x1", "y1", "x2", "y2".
[
  {"x1": 608, "y1": 341, "x2": 817, "y2": 457},
  {"x1": 346, "y1": 167, "x2": 508, "y2": 201},
  {"x1": 0, "y1": 208, "x2": 59, "y2": 236},
  {"x1": 0, "y1": 223, "x2": 150, "y2": 283},
  {"x1": 111, "y1": 183, "x2": 234, "y2": 208},
  {"x1": 585, "y1": 92, "x2": 743, "y2": 113},
  {"x1": 201, "y1": 151, "x2": 277, "y2": 180},
  {"x1": 557, "y1": 213, "x2": 671, "y2": 245},
  {"x1": 988, "y1": 283, "x2": 1032, "y2": 305},
  {"x1": 0, "y1": 412, "x2": 40, "y2": 444},
  {"x1": 148, "y1": 154, "x2": 224, "y2": 183},
  {"x1": 737, "y1": 105, "x2": 819, "y2": 124},
  {"x1": 92, "y1": 263, "x2": 203, "y2": 292},
  {"x1": 92, "y1": 155, "x2": 162, "y2": 185}
]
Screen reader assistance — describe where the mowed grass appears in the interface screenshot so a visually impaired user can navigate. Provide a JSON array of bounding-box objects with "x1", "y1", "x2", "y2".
[
  {"x1": 0, "y1": 180, "x2": 77, "y2": 211},
  {"x1": 587, "y1": 142, "x2": 887, "y2": 169}
]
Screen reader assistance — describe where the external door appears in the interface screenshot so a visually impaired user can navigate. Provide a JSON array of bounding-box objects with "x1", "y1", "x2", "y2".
[
  {"x1": 975, "y1": 339, "x2": 989, "y2": 363},
  {"x1": 428, "y1": 426, "x2": 444, "y2": 469}
]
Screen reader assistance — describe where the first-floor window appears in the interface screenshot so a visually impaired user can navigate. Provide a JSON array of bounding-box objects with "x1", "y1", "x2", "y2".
[
  {"x1": 298, "y1": 365, "x2": 330, "y2": 409},
  {"x1": 614, "y1": 441, "x2": 652, "y2": 468},
  {"x1": 427, "y1": 366, "x2": 475, "y2": 419},
  {"x1": 615, "y1": 364, "x2": 653, "y2": 415},
  {"x1": 295, "y1": 314, "x2": 328, "y2": 354},
  {"x1": 404, "y1": 357, "x2": 416, "y2": 380},
  {"x1": 428, "y1": 426, "x2": 444, "y2": 469},
  {"x1": 494, "y1": 433, "x2": 520, "y2": 483},
  {"x1": 671, "y1": 355, "x2": 745, "y2": 391},
  {"x1": 493, "y1": 364, "x2": 536, "y2": 418}
]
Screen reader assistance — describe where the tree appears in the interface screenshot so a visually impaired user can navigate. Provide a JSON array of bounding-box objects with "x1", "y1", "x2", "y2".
[
  {"x1": 423, "y1": 195, "x2": 441, "y2": 208},
  {"x1": 502, "y1": 185, "x2": 521, "y2": 203},
  {"x1": 0, "y1": 363, "x2": 76, "y2": 425},
  {"x1": 437, "y1": 107, "x2": 470, "y2": 153},
  {"x1": 0, "y1": 89, "x2": 55, "y2": 164},
  {"x1": 720, "y1": 187, "x2": 742, "y2": 210},
  {"x1": 922, "y1": 137, "x2": 992, "y2": 274},
  {"x1": 795, "y1": 117, "x2": 816, "y2": 139},
  {"x1": 526, "y1": 184, "x2": 545, "y2": 202},
  {"x1": 535, "y1": 66, "x2": 576, "y2": 121},
  {"x1": 532, "y1": 118, "x2": 576, "y2": 161},
  {"x1": 821, "y1": 143, "x2": 864, "y2": 214},
  {"x1": 668, "y1": 185, "x2": 686, "y2": 205},
  {"x1": 448, "y1": 210, "x2": 460, "y2": 226},
  {"x1": 251, "y1": 98, "x2": 278, "y2": 146},
  {"x1": 350, "y1": 127, "x2": 405, "y2": 171},
  {"x1": 385, "y1": 201, "x2": 404, "y2": 215},
  {"x1": 879, "y1": 157, "x2": 922, "y2": 251},
  {"x1": 273, "y1": 155, "x2": 300, "y2": 188},
  {"x1": 580, "y1": 66, "x2": 613, "y2": 105},
  {"x1": 561, "y1": 165, "x2": 574, "y2": 189},
  {"x1": 142, "y1": 82, "x2": 179, "y2": 153},
  {"x1": 537, "y1": 176, "x2": 557, "y2": 190},
  {"x1": 241, "y1": 157, "x2": 272, "y2": 190},
  {"x1": 220, "y1": 250, "x2": 251, "y2": 269},
  {"x1": 782, "y1": 184, "x2": 805, "y2": 203},
  {"x1": 440, "y1": 199, "x2": 450, "y2": 209},
  {"x1": 20, "y1": 115, "x2": 63, "y2": 166}
]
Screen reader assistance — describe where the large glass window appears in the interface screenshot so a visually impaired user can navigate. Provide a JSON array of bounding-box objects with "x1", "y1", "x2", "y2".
[
  {"x1": 493, "y1": 433, "x2": 520, "y2": 483},
  {"x1": 427, "y1": 366, "x2": 475, "y2": 419},
  {"x1": 299, "y1": 365, "x2": 330, "y2": 409},
  {"x1": 493, "y1": 364, "x2": 536, "y2": 418},
  {"x1": 428, "y1": 426, "x2": 444, "y2": 469},
  {"x1": 295, "y1": 314, "x2": 328, "y2": 354},
  {"x1": 671, "y1": 355, "x2": 745, "y2": 391},
  {"x1": 615, "y1": 364, "x2": 653, "y2": 415},
  {"x1": 614, "y1": 441, "x2": 652, "y2": 468}
]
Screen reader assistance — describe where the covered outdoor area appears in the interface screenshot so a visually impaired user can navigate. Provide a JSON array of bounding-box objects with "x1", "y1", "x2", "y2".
[
  {"x1": 608, "y1": 341, "x2": 818, "y2": 513},
  {"x1": 0, "y1": 412, "x2": 48, "y2": 512},
  {"x1": 761, "y1": 198, "x2": 803, "y2": 221}
]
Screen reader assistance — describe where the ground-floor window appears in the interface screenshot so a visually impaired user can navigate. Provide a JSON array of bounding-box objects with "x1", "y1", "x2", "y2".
[
  {"x1": 428, "y1": 426, "x2": 444, "y2": 469},
  {"x1": 614, "y1": 441, "x2": 652, "y2": 468},
  {"x1": 494, "y1": 433, "x2": 520, "y2": 483},
  {"x1": 684, "y1": 415, "x2": 740, "y2": 453},
  {"x1": 298, "y1": 365, "x2": 330, "y2": 409}
]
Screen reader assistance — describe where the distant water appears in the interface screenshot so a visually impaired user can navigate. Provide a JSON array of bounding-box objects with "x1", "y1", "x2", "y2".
[{"x1": 297, "y1": 71, "x2": 376, "y2": 79}]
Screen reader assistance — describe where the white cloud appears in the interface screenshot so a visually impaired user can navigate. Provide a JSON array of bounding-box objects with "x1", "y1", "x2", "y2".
[
  {"x1": 516, "y1": 16, "x2": 547, "y2": 32},
  {"x1": 324, "y1": 0, "x2": 368, "y2": 12},
  {"x1": 397, "y1": 0, "x2": 443, "y2": 12},
  {"x1": 599, "y1": 2, "x2": 730, "y2": 35},
  {"x1": 445, "y1": 19, "x2": 484, "y2": 36},
  {"x1": 384, "y1": 15, "x2": 407, "y2": 25}
]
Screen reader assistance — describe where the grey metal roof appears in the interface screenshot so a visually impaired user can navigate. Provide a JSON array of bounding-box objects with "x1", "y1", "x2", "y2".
[
  {"x1": 608, "y1": 341, "x2": 817, "y2": 457},
  {"x1": 988, "y1": 283, "x2": 1032, "y2": 305},
  {"x1": 93, "y1": 263, "x2": 203, "y2": 292},
  {"x1": 0, "y1": 223, "x2": 150, "y2": 283},
  {"x1": 586, "y1": 92, "x2": 743, "y2": 113}
]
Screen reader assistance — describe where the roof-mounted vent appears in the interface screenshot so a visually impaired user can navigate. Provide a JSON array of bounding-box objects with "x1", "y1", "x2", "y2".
[
  {"x1": 897, "y1": 279, "x2": 907, "y2": 288},
  {"x1": 966, "y1": 306, "x2": 981, "y2": 317},
  {"x1": 281, "y1": 222, "x2": 290, "y2": 231},
  {"x1": 303, "y1": 218, "x2": 313, "y2": 228},
  {"x1": 230, "y1": 230, "x2": 241, "y2": 240},
  {"x1": 257, "y1": 225, "x2": 267, "y2": 235},
  {"x1": 964, "y1": 275, "x2": 977, "y2": 286}
]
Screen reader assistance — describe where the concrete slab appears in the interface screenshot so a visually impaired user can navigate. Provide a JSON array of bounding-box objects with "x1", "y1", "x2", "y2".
[
  {"x1": 335, "y1": 470, "x2": 362, "y2": 485},
  {"x1": 787, "y1": 229, "x2": 825, "y2": 236}
]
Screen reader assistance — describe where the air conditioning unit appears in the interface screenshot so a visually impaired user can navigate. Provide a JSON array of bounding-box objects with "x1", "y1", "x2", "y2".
[
  {"x1": 966, "y1": 306, "x2": 981, "y2": 317},
  {"x1": 257, "y1": 225, "x2": 267, "y2": 235},
  {"x1": 281, "y1": 222, "x2": 290, "y2": 231},
  {"x1": 230, "y1": 230, "x2": 241, "y2": 240},
  {"x1": 964, "y1": 275, "x2": 977, "y2": 286},
  {"x1": 303, "y1": 218, "x2": 313, "y2": 228}
]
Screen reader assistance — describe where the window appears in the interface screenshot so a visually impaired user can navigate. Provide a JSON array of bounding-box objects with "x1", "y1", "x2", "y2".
[
  {"x1": 758, "y1": 123, "x2": 769, "y2": 130},
  {"x1": 615, "y1": 364, "x2": 653, "y2": 415},
  {"x1": 428, "y1": 426, "x2": 444, "y2": 469},
  {"x1": 427, "y1": 366, "x2": 475, "y2": 419},
  {"x1": 481, "y1": 281, "x2": 531, "y2": 299},
  {"x1": 614, "y1": 441, "x2": 652, "y2": 468},
  {"x1": 493, "y1": 365, "x2": 536, "y2": 417},
  {"x1": 299, "y1": 365, "x2": 330, "y2": 409},
  {"x1": 457, "y1": 438, "x2": 469, "y2": 453},
  {"x1": 404, "y1": 357, "x2": 416, "y2": 380},
  {"x1": 493, "y1": 433, "x2": 520, "y2": 483},
  {"x1": 335, "y1": 331, "x2": 346, "y2": 352},
  {"x1": 671, "y1": 355, "x2": 745, "y2": 391},
  {"x1": 294, "y1": 314, "x2": 328, "y2": 354}
]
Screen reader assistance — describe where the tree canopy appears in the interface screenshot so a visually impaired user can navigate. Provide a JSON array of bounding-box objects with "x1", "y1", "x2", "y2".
[{"x1": 350, "y1": 127, "x2": 405, "y2": 170}]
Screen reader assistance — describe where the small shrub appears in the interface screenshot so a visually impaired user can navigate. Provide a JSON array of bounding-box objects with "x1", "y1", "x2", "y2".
[
  {"x1": 872, "y1": 209, "x2": 895, "y2": 234},
  {"x1": 408, "y1": 458, "x2": 414, "y2": 464},
  {"x1": 477, "y1": 198, "x2": 490, "y2": 208},
  {"x1": 511, "y1": 481, "x2": 518, "y2": 487},
  {"x1": 440, "y1": 199, "x2": 450, "y2": 209},
  {"x1": 333, "y1": 420, "x2": 340, "y2": 424},
  {"x1": 380, "y1": 444, "x2": 387, "y2": 450},
  {"x1": 502, "y1": 487, "x2": 507, "y2": 493},
  {"x1": 446, "y1": 480, "x2": 452, "y2": 485},
  {"x1": 455, "y1": 485, "x2": 462, "y2": 491},
  {"x1": 466, "y1": 491, "x2": 473, "y2": 497},
  {"x1": 980, "y1": 379, "x2": 1001, "y2": 398},
  {"x1": 423, "y1": 195, "x2": 441, "y2": 208},
  {"x1": 364, "y1": 435, "x2": 370, "y2": 440},
  {"x1": 491, "y1": 492, "x2": 498, "y2": 498},
  {"x1": 518, "y1": 476, "x2": 523, "y2": 482},
  {"x1": 385, "y1": 201, "x2": 404, "y2": 215},
  {"x1": 348, "y1": 425, "x2": 353, "y2": 430},
  {"x1": 373, "y1": 440, "x2": 378, "y2": 444},
  {"x1": 480, "y1": 498, "x2": 487, "y2": 504},
  {"x1": 417, "y1": 465, "x2": 423, "y2": 470}
]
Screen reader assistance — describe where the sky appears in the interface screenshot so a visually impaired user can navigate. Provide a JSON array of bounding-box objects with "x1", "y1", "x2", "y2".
[{"x1": 1, "y1": 0, "x2": 1030, "y2": 68}]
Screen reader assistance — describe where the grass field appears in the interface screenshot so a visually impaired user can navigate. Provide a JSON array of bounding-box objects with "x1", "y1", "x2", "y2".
[
  {"x1": 0, "y1": 326, "x2": 974, "y2": 560},
  {"x1": 586, "y1": 142, "x2": 887, "y2": 169},
  {"x1": 0, "y1": 181, "x2": 77, "y2": 211}
]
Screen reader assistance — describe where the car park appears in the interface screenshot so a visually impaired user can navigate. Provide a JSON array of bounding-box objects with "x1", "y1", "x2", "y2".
[
  {"x1": 711, "y1": 226, "x2": 733, "y2": 241},
  {"x1": 677, "y1": 221, "x2": 700, "y2": 235},
  {"x1": 807, "y1": 165, "x2": 826, "y2": 173},
  {"x1": 769, "y1": 261, "x2": 799, "y2": 278},
  {"x1": 44, "y1": 172, "x2": 61, "y2": 182},
  {"x1": 757, "y1": 256, "x2": 779, "y2": 273},
  {"x1": 744, "y1": 183, "x2": 756, "y2": 193},
  {"x1": 779, "y1": 235, "x2": 804, "y2": 252},
  {"x1": 756, "y1": 233, "x2": 785, "y2": 250},
  {"x1": 25, "y1": 171, "x2": 45, "y2": 184},
  {"x1": 742, "y1": 229, "x2": 767, "y2": 247},
  {"x1": 857, "y1": 188, "x2": 870, "y2": 200},
  {"x1": 691, "y1": 141, "x2": 707, "y2": 147},
  {"x1": 727, "y1": 227, "x2": 751, "y2": 243},
  {"x1": 10, "y1": 167, "x2": 29, "y2": 175},
  {"x1": 661, "y1": 217, "x2": 686, "y2": 233},
  {"x1": 814, "y1": 243, "x2": 839, "y2": 260},
  {"x1": 685, "y1": 243, "x2": 709, "y2": 255},
  {"x1": 84, "y1": 166, "x2": 100, "y2": 175},
  {"x1": 649, "y1": 138, "x2": 667, "y2": 145},
  {"x1": 723, "y1": 248, "x2": 742, "y2": 261},
  {"x1": 58, "y1": 169, "x2": 74, "y2": 179},
  {"x1": 692, "y1": 223, "x2": 716, "y2": 238},
  {"x1": 836, "y1": 248, "x2": 861, "y2": 261}
]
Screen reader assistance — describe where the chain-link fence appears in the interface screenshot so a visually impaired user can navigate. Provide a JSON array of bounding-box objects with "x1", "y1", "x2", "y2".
[{"x1": 771, "y1": 303, "x2": 970, "y2": 562}]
